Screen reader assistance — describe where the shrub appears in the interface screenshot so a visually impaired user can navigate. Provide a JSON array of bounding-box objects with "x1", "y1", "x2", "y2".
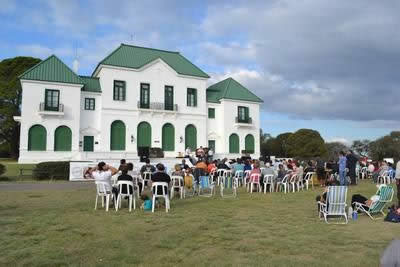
[
  {"x1": 0, "y1": 163, "x2": 6, "y2": 176},
  {"x1": 33, "y1": 161, "x2": 70, "y2": 180}
]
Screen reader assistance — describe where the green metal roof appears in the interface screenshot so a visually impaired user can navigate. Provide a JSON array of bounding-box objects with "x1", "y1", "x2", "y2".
[
  {"x1": 19, "y1": 55, "x2": 83, "y2": 85},
  {"x1": 206, "y1": 77, "x2": 263, "y2": 103},
  {"x1": 93, "y1": 44, "x2": 210, "y2": 78},
  {"x1": 79, "y1": 76, "x2": 102, "y2": 92}
]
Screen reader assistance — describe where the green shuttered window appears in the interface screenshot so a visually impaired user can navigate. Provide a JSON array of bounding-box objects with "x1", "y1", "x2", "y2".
[
  {"x1": 84, "y1": 98, "x2": 95, "y2": 110},
  {"x1": 164, "y1": 86, "x2": 174, "y2": 110},
  {"x1": 245, "y1": 134, "x2": 255, "y2": 154},
  {"x1": 45, "y1": 89, "x2": 60, "y2": 111},
  {"x1": 187, "y1": 88, "x2": 197, "y2": 107},
  {"x1": 162, "y1": 123, "x2": 175, "y2": 151},
  {"x1": 208, "y1": 108, "x2": 215, "y2": 118},
  {"x1": 137, "y1": 121, "x2": 152, "y2": 149},
  {"x1": 238, "y1": 106, "x2": 249, "y2": 122},
  {"x1": 28, "y1": 125, "x2": 47, "y2": 151},
  {"x1": 229, "y1": 134, "x2": 239, "y2": 153},
  {"x1": 140, "y1": 83, "x2": 150, "y2": 108},
  {"x1": 54, "y1": 126, "x2": 72, "y2": 151},
  {"x1": 185, "y1": 124, "x2": 197, "y2": 150},
  {"x1": 113, "y1": 80, "x2": 126, "y2": 101},
  {"x1": 110, "y1": 120, "x2": 126, "y2": 150}
]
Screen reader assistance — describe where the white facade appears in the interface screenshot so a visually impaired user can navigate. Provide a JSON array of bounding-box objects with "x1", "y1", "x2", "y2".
[{"x1": 17, "y1": 48, "x2": 261, "y2": 163}]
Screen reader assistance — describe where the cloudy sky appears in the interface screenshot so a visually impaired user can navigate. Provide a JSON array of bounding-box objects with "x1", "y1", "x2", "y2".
[{"x1": 2, "y1": 0, "x2": 399, "y2": 145}]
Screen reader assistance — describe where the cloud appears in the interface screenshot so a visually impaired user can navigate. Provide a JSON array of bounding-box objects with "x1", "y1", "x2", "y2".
[{"x1": 326, "y1": 137, "x2": 352, "y2": 146}]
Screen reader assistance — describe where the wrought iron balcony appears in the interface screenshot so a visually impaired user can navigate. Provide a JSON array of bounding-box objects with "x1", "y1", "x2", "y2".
[
  {"x1": 235, "y1": 117, "x2": 252, "y2": 124},
  {"x1": 137, "y1": 101, "x2": 178, "y2": 112},
  {"x1": 39, "y1": 103, "x2": 64, "y2": 113}
]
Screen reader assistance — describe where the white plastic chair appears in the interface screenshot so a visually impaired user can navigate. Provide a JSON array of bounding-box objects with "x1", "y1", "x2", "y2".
[
  {"x1": 198, "y1": 176, "x2": 215, "y2": 197},
  {"x1": 263, "y1": 174, "x2": 274, "y2": 193},
  {"x1": 304, "y1": 172, "x2": 314, "y2": 190},
  {"x1": 296, "y1": 174, "x2": 304, "y2": 191},
  {"x1": 131, "y1": 175, "x2": 142, "y2": 198},
  {"x1": 94, "y1": 181, "x2": 115, "y2": 212},
  {"x1": 378, "y1": 171, "x2": 390, "y2": 185},
  {"x1": 216, "y1": 169, "x2": 225, "y2": 186},
  {"x1": 360, "y1": 167, "x2": 367, "y2": 180},
  {"x1": 234, "y1": 170, "x2": 244, "y2": 187},
  {"x1": 276, "y1": 174, "x2": 289, "y2": 194},
  {"x1": 289, "y1": 174, "x2": 298, "y2": 192},
  {"x1": 115, "y1": 180, "x2": 135, "y2": 212},
  {"x1": 220, "y1": 174, "x2": 237, "y2": 198},
  {"x1": 248, "y1": 173, "x2": 261, "y2": 193},
  {"x1": 151, "y1": 182, "x2": 170, "y2": 213},
  {"x1": 142, "y1": 171, "x2": 152, "y2": 190},
  {"x1": 170, "y1": 175, "x2": 184, "y2": 199},
  {"x1": 244, "y1": 170, "x2": 251, "y2": 187}
]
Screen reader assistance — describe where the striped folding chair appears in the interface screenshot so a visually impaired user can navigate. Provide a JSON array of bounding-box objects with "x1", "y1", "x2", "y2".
[
  {"x1": 318, "y1": 186, "x2": 348, "y2": 224},
  {"x1": 353, "y1": 185, "x2": 394, "y2": 220},
  {"x1": 199, "y1": 176, "x2": 215, "y2": 197},
  {"x1": 220, "y1": 170, "x2": 237, "y2": 198}
]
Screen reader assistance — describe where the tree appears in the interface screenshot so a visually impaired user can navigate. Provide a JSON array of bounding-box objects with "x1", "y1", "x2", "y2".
[
  {"x1": 325, "y1": 142, "x2": 348, "y2": 161},
  {"x1": 369, "y1": 131, "x2": 400, "y2": 162},
  {"x1": 275, "y1": 132, "x2": 293, "y2": 157},
  {"x1": 351, "y1": 139, "x2": 370, "y2": 157},
  {"x1": 286, "y1": 129, "x2": 327, "y2": 158},
  {"x1": 0, "y1": 57, "x2": 41, "y2": 158}
]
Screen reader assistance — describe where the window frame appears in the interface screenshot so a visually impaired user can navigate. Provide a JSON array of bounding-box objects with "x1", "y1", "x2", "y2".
[
  {"x1": 208, "y1": 108, "x2": 215, "y2": 119},
  {"x1": 238, "y1": 106, "x2": 249, "y2": 122},
  {"x1": 44, "y1": 89, "x2": 60, "y2": 111},
  {"x1": 140, "y1": 83, "x2": 150, "y2": 108},
  {"x1": 187, "y1": 88, "x2": 197, "y2": 107},
  {"x1": 164, "y1": 85, "x2": 174, "y2": 110},
  {"x1": 113, "y1": 80, "x2": 126, "y2": 101},
  {"x1": 84, "y1": 98, "x2": 95, "y2": 110}
]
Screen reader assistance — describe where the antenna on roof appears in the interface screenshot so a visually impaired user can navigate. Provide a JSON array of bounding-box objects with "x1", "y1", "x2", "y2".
[
  {"x1": 129, "y1": 33, "x2": 134, "y2": 44},
  {"x1": 72, "y1": 43, "x2": 79, "y2": 73}
]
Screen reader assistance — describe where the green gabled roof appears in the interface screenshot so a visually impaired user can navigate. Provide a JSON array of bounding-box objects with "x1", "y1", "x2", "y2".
[
  {"x1": 93, "y1": 43, "x2": 210, "y2": 78},
  {"x1": 19, "y1": 55, "x2": 83, "y2": 85},
  {"x1": 206, "y1": 77, "x2": 263, "y2": 103},
  {"x1": 79, "y1": 76, "x2": 102, "y2": 92}
]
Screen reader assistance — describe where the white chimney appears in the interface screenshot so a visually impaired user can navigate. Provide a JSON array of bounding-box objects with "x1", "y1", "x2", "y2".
[{"x1": 72, "y1": 59, "x2": 79, "y2": 73}]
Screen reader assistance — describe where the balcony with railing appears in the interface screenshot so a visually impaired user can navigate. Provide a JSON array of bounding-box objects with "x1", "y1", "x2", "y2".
[
  {"x1": 38, "y1": 103, "x2": 64, "y2": 116},
  {"x1": 235, "y1": 116, "x2": 253, "y2": 127},
  {"x1": 137, "y1": 101, "x2": 178, "y2": 112}
]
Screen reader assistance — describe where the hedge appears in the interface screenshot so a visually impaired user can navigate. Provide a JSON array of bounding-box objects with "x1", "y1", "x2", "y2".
[
  {"x1": 0, "y1": 163, "x2": 6, "y2": 176},
  {"x1": 33, "y1": 161, "x2": 70, "y2": 180}
]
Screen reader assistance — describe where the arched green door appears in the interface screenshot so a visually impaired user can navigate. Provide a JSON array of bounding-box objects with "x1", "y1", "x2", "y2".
[
  {"x1": 110, "y1": 120, "x2": 126, "y2": 150},
  {"x1": 185, "y1": 124, "x2": 197, "y2": 150},
  {"x1": 229, "y1": 134, "x2": 239, "y2": 153},
  {"x1": 28, "y1": 125, "x2": 46, "y2": 151},
  {"x1": 162, "y1": 123, "x2": 174, "y2": 151},
  {"x1": 137, "y1": 121, "x2": 151, "y2": 149},
  {"x1": 54, "y1": 126, "x2": 72, "y2": 151},
  {"x1": 245, "y1": 134, "x2": 255, "y2": 154}
]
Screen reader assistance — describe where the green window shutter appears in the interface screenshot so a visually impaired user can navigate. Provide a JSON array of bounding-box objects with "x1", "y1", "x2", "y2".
[
  {"x1": 185, "y1": 124, "x2": 197, "y2": 150},
  {"x1": 194, "y1": 89, "x2": 197, "y2": 107},
  {"x1": 137, "y1": 121, "x2": 152, "y2": 149},
  {"x1": 164, "y1": 86, "x2": 174, "y2": 110},
  {"x1": 45, "y1": 89, "x2": 60, "y2": 111},
  {"x1": 229, "y1": 134, "x2": 239, "y2": 153},
  {"x1": 187, "y1": 88, "x2": 197, "y2": 107},
  {"x1": 208, "y1": 108, "x2": 215, "y2": 118},
  {"x1": 245, "y1": 107, "x2": 249, "y2": 120},
  {"x1": 83, "y1": 136, "x2": 94, "y2": 152},
  {"x1": 245, "y1": 134, "x2": 255, "y2": 154},
  {"x1": 28, "y1": 125, "x2": 47, "y2": 151},
  {"x1": 140, "y1": 83, "x2": 150, "y2": 108},
  {"x1": 113, "y1": 81, "x2": 126, "y2": 101},
  {"x1": 110, "y1": 120, "x2": 126, "y2": 150},
  {"x1": 162, "y1": 123, "x2": 175, "y2": 151},
  {"x1": 54, "y1": 126, "x2": 72, "y2": 151}
]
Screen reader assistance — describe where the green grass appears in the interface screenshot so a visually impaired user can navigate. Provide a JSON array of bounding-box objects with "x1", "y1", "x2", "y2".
[
  {"x1": 0, "y1": 158, "x2": 36, "y2": 181},
  {"x1": 0, "y1": 181, "x2": 398, "y2": 266}
]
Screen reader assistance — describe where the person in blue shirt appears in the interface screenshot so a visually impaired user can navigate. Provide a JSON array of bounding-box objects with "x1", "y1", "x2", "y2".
[{"x1": 338, "y1": 151, "x2": 347, "y2": 186}]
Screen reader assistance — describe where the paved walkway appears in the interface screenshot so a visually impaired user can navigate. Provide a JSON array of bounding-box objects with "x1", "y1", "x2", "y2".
[{"x1": 0, "y1": 182, "x2": 93, "y2": 192}]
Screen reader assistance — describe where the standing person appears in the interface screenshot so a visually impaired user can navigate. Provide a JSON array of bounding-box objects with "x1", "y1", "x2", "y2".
[
  {"x1": 338, "y1": 151, "x2": 347, "y2": 186},
  {"x1": 346, "y1": 150, "x2": 358, "y2": 185},
  {"x1": 316, "y1": 157, "x2": 326, "y2": 187},
  {"x1": 396, "y1": 160, "x2": 400, "y2": 206}
]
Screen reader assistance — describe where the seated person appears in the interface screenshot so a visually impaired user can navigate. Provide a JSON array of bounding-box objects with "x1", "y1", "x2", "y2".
[
  {"x1": 217, "y1": 158, "x2": 230, "y2": 170},
  {"x1": 118, "y1": 159, "x2": 126, "y2": 171},
  {"x1": 351, "y1": 184, "x2": 386, "y2": 210},
  {"x1": 243, "y1": 160, "x2": 252, "y2": 172},
  {"x1": 117, "y1": 165, "x2": 134, "y2": 195},
  {"x1": 151, "y1": 164, "x2": 171, "y2": 195},
  {"x1": 172, "y1": 164, "x2": 185, "y2": 177},
  {"x1": 180, "y1": 159, "x2": 190, "y2": 170},
  {"x1": 195, "y1": 159, "x2": 208, "y2": 173},
  {"x1": 140, "y1": 159, "x2": 156, "y2": 175},
  {"x1": 91, "y1": 162, "x2": 119, "y2": 199},
  {"x1": 262, "y1": 162, "x2": 275, "y2": 177},
  {"x1": 207, "y1": 160, "x2": 217, "y2": 174},
  {"x1": 304, "y1": 161, "x2": 315, "y2": 175},
  {"x1": 232, "y1": 158, "x2": 245, "y2": 175},
  {"x1": 316, "y1": 187, "x2": 329, "y2": 212},
  {"x1": 276, "y1": 164, "x2": 286, "y2": 183}
]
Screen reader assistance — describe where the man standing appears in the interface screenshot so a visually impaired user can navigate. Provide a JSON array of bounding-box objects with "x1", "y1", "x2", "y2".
[
  {"x1": 346, "y1": 150, "x2": 358, "y2": 185},
  {"x1": 396, "y1": 160, "x2": 400, "y2": 206},
  {"x1": 338, "y1": 151, "x2": 347, "y2": 186}
]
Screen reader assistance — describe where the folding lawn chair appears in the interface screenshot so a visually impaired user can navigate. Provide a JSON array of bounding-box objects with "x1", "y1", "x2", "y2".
[
  {"x1": 353, "y1": 185, "x2": 394, "y2": 220},
  {"x1": 318, "y1": 186, "x2": 348, "y2": 224}
]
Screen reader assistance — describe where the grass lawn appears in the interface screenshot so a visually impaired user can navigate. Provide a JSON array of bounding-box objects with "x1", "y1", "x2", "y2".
[
  {"x1": 0, "y1": 158, "x2": 36, "y2": 181},
  {"x1": 0, "y1": 181, "x2": 398, "y2": 266}
]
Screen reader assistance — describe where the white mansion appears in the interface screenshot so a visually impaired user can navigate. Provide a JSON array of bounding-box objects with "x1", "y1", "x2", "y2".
[{"x1": 16, "y1": 44, "x2": 262, "y2": 163}]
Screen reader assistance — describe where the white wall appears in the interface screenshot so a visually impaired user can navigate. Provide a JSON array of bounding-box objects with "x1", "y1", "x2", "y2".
[
  {"x1": 80, "y1": 91, "x2": 102, "y2": 152},
  {"x1": 19, "y1": 80, "x2": 83, "y2": 163}
]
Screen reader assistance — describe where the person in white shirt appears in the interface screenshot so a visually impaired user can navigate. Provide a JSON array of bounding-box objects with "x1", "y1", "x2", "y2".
[{"x1": 91, "y1": 162, "x2": 119, "y2": 198}]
